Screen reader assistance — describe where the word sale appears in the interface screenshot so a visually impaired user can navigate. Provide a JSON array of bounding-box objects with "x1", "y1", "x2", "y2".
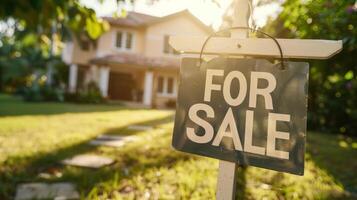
[{"x1": 186, "y1": 69, "x2": 291, "y2": 160}]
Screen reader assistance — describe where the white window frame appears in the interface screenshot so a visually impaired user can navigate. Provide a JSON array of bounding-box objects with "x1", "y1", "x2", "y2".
[
  {"x1": 113, "y1": 30, "x2": 135, "y2": 52},
  {"x1": 157, "y1": 75, "x2": 177, "y2": 97}
]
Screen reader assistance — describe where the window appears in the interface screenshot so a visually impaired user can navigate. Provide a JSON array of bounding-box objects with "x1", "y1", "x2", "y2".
[
  {"x1": 79, "y1": 35, "x2": 95, "y2": 51},
  {"x1": 157, "y1": 76, "x2": 176, "y2": 96},
  {"x1": 115, "y1": 31, "x2": 134, "y2": 50},
  {"x1": 80, "y1": 40, "x2": 90, "y2": 51},
  {"x1": 163, "y1": 35, "x2": 179, "y2": 55},
  {"x1": 158, "y1": 76, "x2": 164, "y2": 93},
  {"x1": 126, "y1": 33, "x2": 133, "y2": 49},
  {"x1": 167, "y1": 77, "x2": 174, "y2": 93},
  {"x1": 116, "y1": 32, "x2": 123, "y2": 48}
]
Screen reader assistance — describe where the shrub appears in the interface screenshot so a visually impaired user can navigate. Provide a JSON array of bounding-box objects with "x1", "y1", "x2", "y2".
[
  {"x1": 65, "y1": 81, "x2": 105, "y2": 104},
  {"x1": 41, "y1": 85, "x2": 65, "y2": 102},
  {"x1": 22, "y1": 84, "x2": 43, "y2": 102},
  {"x1": 21, "y1": 84, "x2": 65, "y2": 102}
]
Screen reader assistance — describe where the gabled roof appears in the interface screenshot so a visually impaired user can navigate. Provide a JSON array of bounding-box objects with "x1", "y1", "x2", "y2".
[
  {"x1": 103, "y1": 12, "x2": 159, "y2": 27},
  {"x1": 103, "y1": 10, "x2": 212, "y2": 33}
]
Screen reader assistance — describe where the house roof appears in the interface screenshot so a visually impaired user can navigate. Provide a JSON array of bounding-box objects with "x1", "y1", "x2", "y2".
[
  {"x1": 103, "y1": 12, "x2": 159, "y2": 27},
  {"x1": 103, "y1": 10, "x2": 212, "y2": 33},
  {"x1": 90, "y1": 53, "x2": 180, "y2": 69}
]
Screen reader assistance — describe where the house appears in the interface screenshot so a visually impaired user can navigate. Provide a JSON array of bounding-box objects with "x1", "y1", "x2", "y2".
[{"x1": 62, "y1": 10, "x2": 211, "y2": 108}]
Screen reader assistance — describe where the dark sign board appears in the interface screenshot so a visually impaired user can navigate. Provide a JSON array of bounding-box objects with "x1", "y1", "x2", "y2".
[{"x1": 172, "y1": 58, "x2": 309, "y2": 175}]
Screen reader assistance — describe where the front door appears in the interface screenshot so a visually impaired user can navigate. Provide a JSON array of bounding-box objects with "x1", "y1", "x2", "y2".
[{"x1": 108, "y1": 72, "x2": 135, "y2": 101}]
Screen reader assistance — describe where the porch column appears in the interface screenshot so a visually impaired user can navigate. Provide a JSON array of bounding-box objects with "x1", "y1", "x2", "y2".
[
  {"x1": 143, "y1": 71, "x2": 154, "y2": 106},
  {"x1": 98, "y1": 67, "x2": 110, "y2": 97},
  {"x1": 68, "y1": 64, "x2": 78, "y2": 93}
]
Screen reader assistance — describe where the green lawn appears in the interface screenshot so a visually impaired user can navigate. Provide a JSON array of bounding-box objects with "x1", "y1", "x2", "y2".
[{"x1": 0, "y1": 94, "x2": 356, "y2": 200}]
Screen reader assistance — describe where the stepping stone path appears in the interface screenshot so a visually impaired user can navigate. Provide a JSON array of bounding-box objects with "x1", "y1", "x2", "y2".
[
  {"x1": 97, "y1": 135, "x2": 126, "y2": 140},
  {"x1": 61, "y1": 154, "x2": 114, "y2": 169},
  {"x1": 128, "y1": 125, "x2": 153, "y2": 131},
  {"x1": 89, "y1": 135, "x2": 138, "y2": 148},
  {"x1": 15, "y1": 182, "x2": 79, "y2": 200}
]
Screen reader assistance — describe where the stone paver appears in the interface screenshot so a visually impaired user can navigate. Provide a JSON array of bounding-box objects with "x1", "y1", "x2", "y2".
[
  {"x1": 89, "y1": 139, "x2": 126, "y2": 147},
  {"x1": 89, "y1": 135, "x2": 138, "y2": 148},
  {"x1": 61, "y1": 154, "x2": 114, "y2": 168},
  {"x1": 128, "y1": 125, "x2": 153, "y2": 131},
  {"x1": 15, "y1": 182, "x2": 79, "y2": 200},
  {"x1": 96, "y1": 135, "x2": 125, "y2": 140}
]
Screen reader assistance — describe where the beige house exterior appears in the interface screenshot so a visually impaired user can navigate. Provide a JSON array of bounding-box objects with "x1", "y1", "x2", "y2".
[{"x1": 62, "y1": 10, "x2": 211, "y2": 108}]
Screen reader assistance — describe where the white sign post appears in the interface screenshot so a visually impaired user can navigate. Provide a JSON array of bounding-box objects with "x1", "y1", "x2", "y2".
[
  {"x1": 170, "y1": 0, "x2": 342, "y2": 199},
  {"x1": 216, "y1": 1, "x2": 249, "y2": 200}
]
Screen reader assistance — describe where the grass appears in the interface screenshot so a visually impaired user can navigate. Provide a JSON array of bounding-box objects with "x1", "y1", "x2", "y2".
[{"x1": 0, "y1": 94, "x2": 356, "y2": 199}]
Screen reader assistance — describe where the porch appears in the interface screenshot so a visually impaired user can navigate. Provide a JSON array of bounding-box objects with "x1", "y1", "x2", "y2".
[{"x1": 67, "y1": 53, "x2": 179, "y2": 108}]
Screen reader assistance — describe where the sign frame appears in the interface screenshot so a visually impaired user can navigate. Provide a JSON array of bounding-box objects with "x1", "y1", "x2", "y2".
[
  {"x1": 172, "y1": 57, "x2": 309, "y2": 175},
  {"x1": 169, "y1": 0, "x2": 343, "y2": 199}
]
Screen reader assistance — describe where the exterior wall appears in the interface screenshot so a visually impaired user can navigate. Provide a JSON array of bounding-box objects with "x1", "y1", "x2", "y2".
[
  {"x1": 144, "y1": 16, "x2": 208, "y2": 58},
  {"x1": 155, "y1": 95, "x2": 177, "y2": 108},
  {"x1": 69, "y1": 39, "x2": 96, "y2": 65},
  {"x1": 96, "y1": 27, "x2": 145, "y2": 57}
]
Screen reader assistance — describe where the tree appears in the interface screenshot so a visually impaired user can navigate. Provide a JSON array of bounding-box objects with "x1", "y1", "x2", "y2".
[
  {"x1": 0, "y1": 0, "x2": 110, "y2": 86},
  {"x1": 266, "y1": 0, "x2": 357, "y2": 135},
  {"x1": 0, "y1": 0, "x2": 109, "y2": 40}
]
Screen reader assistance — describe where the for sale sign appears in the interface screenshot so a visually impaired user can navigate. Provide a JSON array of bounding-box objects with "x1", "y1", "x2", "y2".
[{"x1": 172, "y1": 58, "x2": 309, "y2": 175}]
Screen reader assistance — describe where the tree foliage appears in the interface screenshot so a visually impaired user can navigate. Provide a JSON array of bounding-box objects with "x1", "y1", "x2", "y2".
[
  {"x1": 0, "y1": 0, "x2": 109, "y2": 41},
  {"x1": 0, "y1": 0, "x2": 113, "y2": 93},
  {"x1": 266, "y1": 0, "x2": 357, "y2": 135}
]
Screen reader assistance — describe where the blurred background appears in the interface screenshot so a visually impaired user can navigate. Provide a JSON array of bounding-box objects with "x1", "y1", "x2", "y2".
[{"x1": 0, "y1": 0, "x2": 356, "y2": 199}]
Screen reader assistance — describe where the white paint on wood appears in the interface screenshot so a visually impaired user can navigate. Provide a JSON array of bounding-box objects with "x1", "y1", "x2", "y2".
[
  {"x1": 216, "y1": 160, "x2": 238, "y2": 200},
  {"x1": 170, "y1": 37, "x2": 343, "y2": 59},
  {"x1": 68, "y1": 64, "x2": 78, "y2": 93},
  {"x1": 216, "y1": 1, "x2": 249, "y2": 200},
  {"x1": 98, "y1": 67, "x2": 110, "y2": 97},
  {"x1": 231, "y1": 0, "x2": 250, "y2": 38},
  {"x1": 143, "y1": 71, "x2": 154, "y2": 106}
]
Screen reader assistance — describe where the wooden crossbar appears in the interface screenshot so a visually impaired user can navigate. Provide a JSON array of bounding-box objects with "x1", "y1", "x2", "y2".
[{"x1": 170, "y1": 36, "x2": 343, "y2": 59}]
